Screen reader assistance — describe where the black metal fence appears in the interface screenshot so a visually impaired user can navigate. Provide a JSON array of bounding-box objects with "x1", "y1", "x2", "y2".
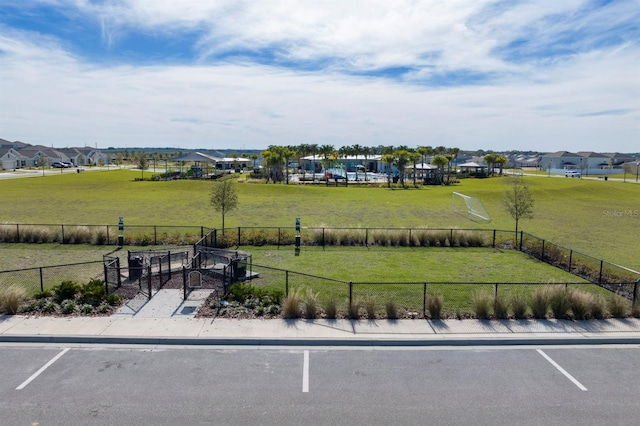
[
  {"x1": 0, "y1": 261, "x2": 105, "y2": 294},
  {"x1": 0, "y1": 223, "x2": 211, "y2": 246}
]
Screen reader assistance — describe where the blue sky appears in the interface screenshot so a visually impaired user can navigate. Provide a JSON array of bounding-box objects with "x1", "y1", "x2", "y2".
[{"x1": 0, "y1": 0, "x2": 638, "y2": 152}]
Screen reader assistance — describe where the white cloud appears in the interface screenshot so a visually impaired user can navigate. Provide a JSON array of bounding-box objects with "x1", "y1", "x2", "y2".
[{"x1": 0, "y1": 1, "x2": 638, "y2": 151}]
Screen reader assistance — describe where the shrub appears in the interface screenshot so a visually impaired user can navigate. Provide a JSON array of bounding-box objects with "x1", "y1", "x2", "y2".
[
  {"x1": 472, "y1": 291, "x2": 492, "y2": 319},
  {"x1": 385, "y1": 301, "x2": 398, "y2": 319},
  {"x1": 608, "y1": 295, "x2": 629, "y2": 318},
  {"x1": 34, "y1": 289, "x2": 53, "y2": 299},
  {"x1": 60, "y1": 299, "x2": 77, "y2": 314},
  {"x1": 282, "y1": 289, "x2": 302, "y2": 319},
  {"x1": 53, "y1": 281, "x2": 80, "y2": 304},
  {"x1": 80, "y1": 304, "x2": 94, "y2": 314},
  {"x1": 105, "y1": 293, "x2": 122, "y2": 306},
  {"x1": 569, "y1": 290, "x2": 592, "y2": 320},
  {"x1": 0, "y1": 286, "x2": 27, "y2": 314},
  {"x1": 510, "y1": 292, "x2": 528, "y2": 319},
  {"x1": 42, "y1": 301, "x2": 58, "y2": 313},
  {"x1": 302, "y1": 288, "x2": 319, "y2": 319},
  {"x1": 530, "y1": 287, "x2": 551, "y2": 319},
  {"x1": 80, "y1": 279, "x2": 106, "y2": 306},
  {"x1": 493, "y1": 294, "x2": 509, "y2": 319},
  {"x1": 590, "y1": 295, "x2": 606, "y2": 319},
  {"x1": 549, "y1": 286, "x2": 572, "y2": 319},
  {"x1": 227, "y1": 282, "x2": 254, "y2": 303},
  {"x1": 427, "y1": 294, "x2": 443, "y2": 320},
  {"x1": 365, "y1": 297, "x2": 377, "y2": 319},
  {"x1": 324, "y1": 298, "x2": 338, "y2": 319}
]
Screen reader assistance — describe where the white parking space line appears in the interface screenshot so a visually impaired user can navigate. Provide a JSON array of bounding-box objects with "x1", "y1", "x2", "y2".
[
  {"x1": 302, "y1": 350, "x2": 309, "y2": 393},
  {"x1": 16, "y1": 348, "x2": 70, "y2": 390},
  {"x1": 537, "y1": 349, "x2": 587, "y2": 391}
]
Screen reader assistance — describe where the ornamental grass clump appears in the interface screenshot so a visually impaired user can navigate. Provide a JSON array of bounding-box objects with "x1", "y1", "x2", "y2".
[
  {"x1": 608, "y1": 295, "x2": 629, "y2": 318},
  {"x1": 493, "y1": 294, "x2": 509, "y2": 319},
  {"x1": 347, "y1": 300, "x2": 361, "y2": 319},
  {"x1": 281, "y1": 289, "x2": 302, "y2": 319},
  {"x1": 302, "y1": 288, "x2": 319, "y2": 319},
  {"x1": 0, "y1": 285, "x2": 27, "y2": 314},
  {"x1": 589, "y1": 295, "x2": 607, "y2": 319},
  {"x1": 472, "y1": 291, "x2": 492, "y2": 319},
  {"x1": 510, "y1": 292, "x2": 528, "y2": 319},
  {"x1": 549, "y1": 286, "x2": 572, "y2": 320},
  {"x1": 323, "y1": 298, "x2": 338, "y2": 319},
  {"x1": 385, "y1": 301, "x2": 398, "y2": 319},
  {"x1": 365, "y1": 297, "x2": 377, "y2": 319},
  {"x1": 427, "y1": 294, "x2": 443, "y2": 320},
  {"x1": 530, "y1": 286, "x2": 551, "y2": 319},
  {"x1": 569, "y1": 290, "x2": 592, "y2": 320}
]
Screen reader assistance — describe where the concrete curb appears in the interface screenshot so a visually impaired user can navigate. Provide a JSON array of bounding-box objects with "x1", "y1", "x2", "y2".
[{"x1": 3, "y1": 335, "x2": 640, "y2": 347}]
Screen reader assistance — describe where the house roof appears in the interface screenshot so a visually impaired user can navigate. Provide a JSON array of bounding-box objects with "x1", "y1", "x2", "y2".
[
  {"x1": 173, "y1": 151, "x2": 223, "y2": 162},
  {"x1": 459, "y1": 161, "x2": 484, "y2": 168},
  {"x1": 543, "y1": 151, "x2": 581, "y2": 158}
]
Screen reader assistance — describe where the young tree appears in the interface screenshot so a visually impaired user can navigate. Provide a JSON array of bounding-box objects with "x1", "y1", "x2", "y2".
[
  {"x1": 210, "y1": 176, "x2": 239, "y2": 233},
  {"x1": 502, "y1": 176, "x2": 534, "y2": 243}
]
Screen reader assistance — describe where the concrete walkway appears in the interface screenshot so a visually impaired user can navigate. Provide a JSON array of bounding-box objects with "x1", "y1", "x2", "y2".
[
  {"x1": 1, "y1": 315, "x2": 640, "y2": 346},
  {"x1": 113, "y1": 289, "x2": 213, "y2": 318}
]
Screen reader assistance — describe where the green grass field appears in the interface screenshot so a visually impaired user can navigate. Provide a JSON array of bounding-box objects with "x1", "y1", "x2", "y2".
[{"x1": 1, "y1": 169, "x2": 638, "y2": 270}]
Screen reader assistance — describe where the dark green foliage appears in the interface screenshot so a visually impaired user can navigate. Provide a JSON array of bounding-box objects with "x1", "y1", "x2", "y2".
[
  {"x1": 80, "y1": 279, "x2": 106, "y2": 306},
  {"x1": 105, "y1": 293, "x2": 122, "y2": 306},
  {"x1": 53, "y1": 281, "x2": 80, "y2": 304},
  {"x1": 34, "y1": 289, "x2": 52, "y2": 299}
]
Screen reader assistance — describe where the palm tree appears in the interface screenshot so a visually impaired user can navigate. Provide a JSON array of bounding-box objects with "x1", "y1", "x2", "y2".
[
  {"x1": 409, "y1": 150, "x2": 421, "y2": 186},
  {"x1": 431, "y1": 154, "x2": 448, "y2": 184},
  {"x1": 483, "y1": 153, "x2": 499, "y2": 176},
  {"x1": 296, "y1": 144, "x2": 310, "y2": 182},
  {"x1": 362, "y1": 145, "x2": 372, "y2": 181},
  {"x1": 495, "y1": 155, "x2": 508, "y2": 176},
  {"x1": 394, "y1": 149, "x2": 411, "y2": 188},
  {"x1": 382, "y1": 153, "x2": 396, "y2": 188},
  {"x1": 308, "y1": 143, "x2": 318, "y2": 176},
  {"x1": 319, "y1": 144, "x2": 335, "y2": 186}
]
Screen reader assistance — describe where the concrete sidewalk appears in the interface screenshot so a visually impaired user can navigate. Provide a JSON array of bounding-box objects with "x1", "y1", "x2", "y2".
[{"x1": 2, "y1": 315, "x2": 640, "y2": 346}]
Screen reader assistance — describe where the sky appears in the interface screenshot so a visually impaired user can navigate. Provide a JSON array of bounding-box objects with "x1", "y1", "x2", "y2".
[{"x1": 0, "y1": 0, "x2": 638, "y2": 153}]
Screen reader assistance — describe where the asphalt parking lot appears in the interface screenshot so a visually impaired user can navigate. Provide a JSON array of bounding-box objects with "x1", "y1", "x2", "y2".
[{"x1": 1, "y1": 344, "x2": 639, "y2": 425}]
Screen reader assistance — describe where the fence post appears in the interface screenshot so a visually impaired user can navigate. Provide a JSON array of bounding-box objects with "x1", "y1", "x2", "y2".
[
  {"x1": 39, "y1": 267, "x2": 44, "y2": 292},
  {"x1": 423, "y1": 282, "x2": 427, "y2": 318},
  {"x1": 168, "y1": 251, "x2": 172, "y2": 279},
  {"x1": 183, "y1": 266, "x2": 187, "y2": 301},
  {"x1": 278, "y1": 228, "x2": 281, "y2": 247},
  {"x1": 541, "y1": 240, "x2": 545, "y2": 261},
  {"x1": 492, "y1": 229, "x2": 496, "y2": 248},
  {"x1": 365, "y1": 228, "x2": 368, "y2": 246},
  {"x1": 16, "y1": 224, "x2": 20, "y2": 242},
  {"x1": 238, "y1": 227, "x2": 241, "y2": 246},
  {"x1": 349, "y1": 282, "x2": 353, "y2": 308},
  {"x1": 322, "y1": 228, "x2": 325, "y2": 249},
  {"x1": 147, "y1": 266, "x2": 152, "y2": 300},
  {"x1": 154, "y1": 226, "x2": 157, "y2": 245},
  {"x1": 103, "y1": 263, "x2": 109, "y2": 294},
  {"x1": 285, "y1": 270, "x2": 289, "y2": 297},
  {"x1": 633, "y1": 280, "x2": 639, "y2": 306},
  {"x1": 495, "y1": 283, "x2": 498, "y2": 300},
  {"x1": 450, "y1": 229, "x2": 453, "y2": 246},
  {"x1": 116, "y1": 258, "x2": 121, "y2": 288},
  {"x1": 201, "y1": 226, "x2": 204, "y2": 239},
  {"x1": 599, "y1": 260, "x2": 603, "y2": 284},
  {"x1": 61, "y1": 224, "x2": 65, "y2": 244},
  {"x1": 107, "y1": 225, "x2": 110, "y2": 245}
]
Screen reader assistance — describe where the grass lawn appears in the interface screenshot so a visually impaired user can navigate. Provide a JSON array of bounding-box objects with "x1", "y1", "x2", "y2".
[
  {"x1": 242, "y1": 246, "x2": 625, "y2": 316},
  {"x1": 0, "y1": 168, "x2": 638, "y2": 270}
]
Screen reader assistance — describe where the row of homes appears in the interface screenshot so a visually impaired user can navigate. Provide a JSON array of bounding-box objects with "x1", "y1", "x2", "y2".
[
  {"x1": 0, "y1": 139, "x2": 108, "y2": 170},
  {"x1": 538, "y1": 151, "x2": 636, "y2": 173}
]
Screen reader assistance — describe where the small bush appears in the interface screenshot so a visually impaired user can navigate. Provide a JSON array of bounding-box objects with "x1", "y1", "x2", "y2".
[
  {"x1": 608, "y1": 295, "x2": 629, "y2": 318},
  {"x1": 493, "y1": 294, "x2": 509, "y2": 319},
  {"x1": 80, "y1": 279, "x2": 106, "y2": 306},
  {"x1": 60, "y1": 299, "x2": 77, "y2": 314},
  {"x1": 530, "y1": 287, "x2": 551, "y2": 319},
  {"x1": 569, "y1": 290, "x2": 592, "y2": 320},
  {"x1": 53, "y1": 281, "x2": 80, "y2": 304},
  {"x1": 549, "y1": 286, "x2": 572, "y2": 319},
  {"x1": 80, "y1": 304, "x2": 94, "y2": 314},
  {"x1": 472, "y1": 291, "x2": 492, "y2": 319},
  {"x1": 510, "y1": 292, "x2": 528, "y2": 319},
  {"x1": 105, "y1": 293, "x2": 122, "y2": 306},
  {"x1": 385, "y1": 301, "x2": 398, "y2": 319},
  {"x1": 34, "y1": 289, "x2": 53, "y2": 300},
  {"x1": 427, "y1": 294, "x2": 443, "y2": 320},
  {"x1": 365, "y1": 297, "x2": 377, "y2": 319},
  {"x1": 324, "y1": 298, "x2": 338, "y2": 319},
  {"x1": 282, "y1": 289, "x2": 302, "y2": 319},
  {"x1": 227, "y1": 282, "x2": 254, "y2": 303},
  {"x1": 42, "y1": 301, "x2": 58, "y2": 313},
  {"x1": 302, "y1": 288, "x2": 319, "y2": 319},
  {"x1": 0, "y1": 286, "x2": 27, "y2": 314}
]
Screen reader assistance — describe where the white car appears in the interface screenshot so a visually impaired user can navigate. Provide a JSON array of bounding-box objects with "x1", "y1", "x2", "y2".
[{"x1": 565, "y1": 171, "x2": 581, "y2": 178}]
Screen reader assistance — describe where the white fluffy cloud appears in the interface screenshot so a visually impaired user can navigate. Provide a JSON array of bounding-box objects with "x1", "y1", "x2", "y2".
[{"x1": 0, "y1": 0, "x2": 638, "y2": 151}]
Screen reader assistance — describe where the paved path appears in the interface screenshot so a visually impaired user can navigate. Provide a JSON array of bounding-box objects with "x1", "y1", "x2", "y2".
[
  {"x1": 1, "y1": 316, "x2": 640, "y2": 346},
  {"x1": 114, "y1": 289, "x2": 213, "y2": 318}
]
